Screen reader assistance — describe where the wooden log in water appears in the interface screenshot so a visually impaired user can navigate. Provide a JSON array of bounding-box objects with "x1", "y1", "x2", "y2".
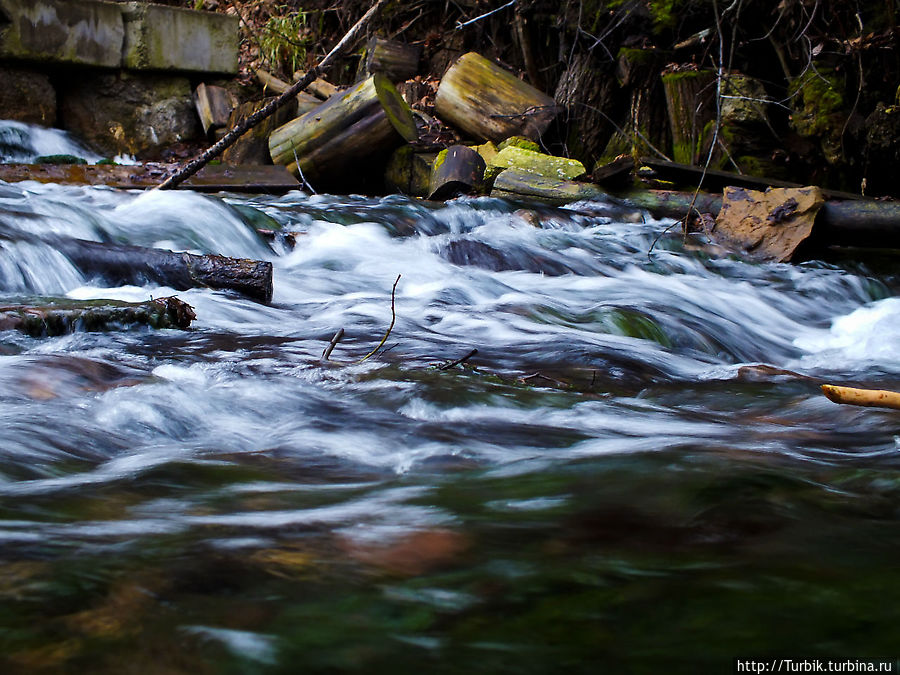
[
  {"x1": 428, "y1": 145, "x2": 486, "y2": 200},
  {"x1": 48, "y1": 237, "x2": 274, "y2": 303},
  {"x1": 0, "y1": 297, "x2": 196, "y2": 337},
  {"x1": 435, "y1": 52, "x2": 559, "y2": 143},
  {"x1": 268, "y1": 73, "x2": 417, "y2": 182},
  {"x1": 491, "y1": 168, "x2": 604, "y2": 205},
  {"x1": 358, "y1": 37, "x2": 421, "y2": 82}
]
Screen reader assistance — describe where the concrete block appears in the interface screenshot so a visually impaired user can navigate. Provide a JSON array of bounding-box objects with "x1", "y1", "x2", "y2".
[
  {"x1": 122, "y1": 2, "x2": 239, "y2": 74},
  {"x1": 0, "y1": 0, "x2": 124, "y2": 68}
]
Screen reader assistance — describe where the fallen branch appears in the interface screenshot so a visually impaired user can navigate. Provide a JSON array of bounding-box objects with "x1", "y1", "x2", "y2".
[
  {"x1": 438, "y1": 348, "x2": 478, "y2": 371},
  {"x1": 821, "y1": 384, "x2": 900, "y2": 411},
  {"x1": 157, "y1": 0, "x2": 388, "y2": 190},
  {"x1": 48, "y1": 236, "x2": 274, "y2": 303},
  {"x1": 0, "y1": 297, "x2": 195, "y2": 337}
]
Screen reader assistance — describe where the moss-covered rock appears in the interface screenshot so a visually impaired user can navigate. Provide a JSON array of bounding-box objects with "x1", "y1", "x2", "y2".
[
  {"x1": 498, "y1": 136, "x2": 540, "y2": 152},
  {"x1": 487, "y1": 146, "x2": 586, "y2": 182}
]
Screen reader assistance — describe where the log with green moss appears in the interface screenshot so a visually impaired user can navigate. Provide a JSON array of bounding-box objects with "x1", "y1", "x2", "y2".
[
  {"x1": 268, "y1": 73, "x2": 417, "y2": 183},
  {"x1": 47, "y1": 237, "x2": 274, "y2": 303},
  {"x1": 357, "y1": 37, "x2": 421, "y2": 82},
  {"x1": 491, "y1": 168, "x2": 604, "y2": 205},
  {"x1": 0, "y1": 297, "x2": 196, "y2": 337},
  {"x1": 429, "y1": 145, "x2": 486, "y2": 200},
  {"x1": 435, "y1": 52, "x2": 559, "y2": 143}
]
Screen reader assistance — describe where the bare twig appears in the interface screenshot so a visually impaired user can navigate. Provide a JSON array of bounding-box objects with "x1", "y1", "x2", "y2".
[
  {"x1": 438, "y1": 348, "x2": 478, "y2": 371},
  {"x1": 455, "y1": 0, "x2": 516, "y2": 30},
  {"x1": 353, "y1": 274, "x2": 401, "y2": 365},
  {"x1": 157, "y1": 0, "x2": 388, "y2": 190},
  {"x1": 322, "y1": 328, "x2": 345, "y2": 360}
]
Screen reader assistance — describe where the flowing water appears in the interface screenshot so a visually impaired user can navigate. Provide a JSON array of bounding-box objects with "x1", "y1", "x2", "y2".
[{"x1": 0, "y1": 130, "x2": 899, "y2": 672}]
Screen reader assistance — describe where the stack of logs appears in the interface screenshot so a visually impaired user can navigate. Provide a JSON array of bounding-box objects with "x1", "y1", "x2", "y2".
[{"x1": 190, "y1": 38, "x2": 900, "y2": 262}]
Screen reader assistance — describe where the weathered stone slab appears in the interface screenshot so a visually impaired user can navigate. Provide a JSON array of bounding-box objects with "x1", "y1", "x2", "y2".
[
  {"x1": 122, "y1": 2, "x2": 239, "y2": 74},
  {"x1": 0, "y1": 0, "x2": 124, "y2": 68},
  {"x1": 0, "y1": 65, "x2": 56, "y2": 125}
]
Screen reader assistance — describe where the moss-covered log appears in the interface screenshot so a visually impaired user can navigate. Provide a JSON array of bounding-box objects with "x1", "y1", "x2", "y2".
[
  {"x1": 268, "y1": 73, "x2": 417, "y2": 182},
  {"x1": 48, "y1": 237, "x2": 274, "y2": 303},
  {"x1": 358, "y1": 37, "x2": 421, "y2": 82},
  {"x1": 0, "y1": 297, "x2": 195, "y2": 337},
  {"x1": 491, "y1": 168, "x2": 604, "y2": 205},
  {"x1": 435, "y1": 52, "x2": 559, "y2": 143},
  {"x1": 429, "y1": 145, "x2": 486, "y2": 200}
]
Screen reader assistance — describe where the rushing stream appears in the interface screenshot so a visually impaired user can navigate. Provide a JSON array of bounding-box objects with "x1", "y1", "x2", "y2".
[{"x1": 0, "y1": 126, "x2": 899, "y2": 672}]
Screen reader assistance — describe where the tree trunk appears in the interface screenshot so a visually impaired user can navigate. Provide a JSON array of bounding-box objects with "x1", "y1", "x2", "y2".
[
  {"x1": 429, "y1": 145, "x2": 486, "y2": 200},
  {"x1": 268, "y1": 73, "x2": 417, "y2": 183},
  {"x1": 602, "y1": 48, "x2": 671, "y2": 163},
  {"x1": 661, "y1": 70, "x2": 717, "y2": 165},
  {"x1": 553, "y1": 51, "x2": 619, "y2": 168},
  {"x1": 435, "y1": 52, "x2": 559, "y2": 143},
  {"x1": 47, "y1": 237, "x2": 274, "y2": 303},
  {"x1": 357, "y1": 37, "x2": 421, "y2": 83},
  {"x1": 0, "y1": 297, "x2": 195, "y2": 337},
  {"x1": 491, "y1": 168, "x2": 603, "y2": 205}
]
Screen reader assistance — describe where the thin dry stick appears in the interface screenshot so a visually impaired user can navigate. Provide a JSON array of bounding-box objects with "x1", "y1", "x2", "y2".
[
  {"x1": 322, "y1": 327, "x2": 345, "y2": 360},
  {"x1": 156, "y1": 0, "x2": 388, "y2": 190},
  {"x1": 353, "y1": 274, "x2": 401, "y2": 365},
  {"x1": 438, "y1": 348, "x2": 478, "y2": 371}
]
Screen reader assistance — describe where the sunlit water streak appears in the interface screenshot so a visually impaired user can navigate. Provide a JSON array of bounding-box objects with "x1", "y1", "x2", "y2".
[{"x1": 0, "y1": 168, "x2": 897, "y2": 669}]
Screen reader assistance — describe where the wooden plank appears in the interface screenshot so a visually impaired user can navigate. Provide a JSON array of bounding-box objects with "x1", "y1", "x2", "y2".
[{"x1": 0, "y1": 163, "x2": 300, "y2": 193}]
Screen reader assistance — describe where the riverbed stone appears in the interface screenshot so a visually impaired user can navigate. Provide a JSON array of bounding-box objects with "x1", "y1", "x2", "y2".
[
  {"x1": 59, "y1": 72, "x2": 201, "y2": 158},
  {"x1": 0, "y1": 0, "x2": 124, "y2": 68},
  {"x1": 121, "y1": 2, "x2": 239, "y2": 74},
  {"x1": 0, "y1": 66, "x2": 56, "y2": 125}
]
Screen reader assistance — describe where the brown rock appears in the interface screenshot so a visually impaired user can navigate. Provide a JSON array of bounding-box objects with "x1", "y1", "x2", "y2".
[
  {"x1": 0, "y1": 66, "x2": 56, "y2": 125},
  {"x1": 58, "y1": 71, "x2": 201, "y2": 158},
  {"x1": 712, "y1": 186, "x2": 825, "y2": 262}
]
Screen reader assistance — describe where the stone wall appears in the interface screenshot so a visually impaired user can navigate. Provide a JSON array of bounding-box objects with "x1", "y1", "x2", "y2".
[{"x1": 0, "y1": 0, "x2": 239, "y2": 158}]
